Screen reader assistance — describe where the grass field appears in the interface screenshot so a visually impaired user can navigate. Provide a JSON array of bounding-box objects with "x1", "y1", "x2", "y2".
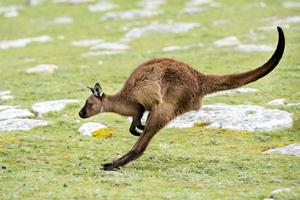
[{"x1": 0, "y1": 0, "x2": 299, "y2": 199}]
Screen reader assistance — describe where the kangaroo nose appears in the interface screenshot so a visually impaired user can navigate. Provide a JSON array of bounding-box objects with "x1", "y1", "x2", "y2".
[{"x1": 79, "y1": 110, "x2": 84, "y2": 118}]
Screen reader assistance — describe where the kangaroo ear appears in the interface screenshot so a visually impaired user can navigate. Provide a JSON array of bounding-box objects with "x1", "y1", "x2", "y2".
[
  {"x1": 94, "y1": 83, "x2": 103, "y2": 97},
  {"x1": 87, "y1": 86, "x2": 94, "y2": 93}
]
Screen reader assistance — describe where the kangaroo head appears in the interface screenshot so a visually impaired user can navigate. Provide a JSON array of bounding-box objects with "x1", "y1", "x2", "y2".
[{"x1": 79, "y1": 83, "x2": 104, "y2": 118}]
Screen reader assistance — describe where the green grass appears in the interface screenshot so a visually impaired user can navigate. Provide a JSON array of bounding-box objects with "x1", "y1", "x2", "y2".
[{"x1": 0, "y1": 0, "x2": 300, "y2": 199}]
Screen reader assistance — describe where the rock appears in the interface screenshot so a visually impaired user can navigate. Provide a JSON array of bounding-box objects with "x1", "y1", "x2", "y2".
[
  {"x1": 283, "y1": 2, "x2": 300, "y2": 8},
  {"x1": 104, "y1": 171, "x2": 122, "y2": 176},
  {"x1": 0, "y1": 108, "x2": 34, "y2": 120},
  {"x1": 88, "y1": 1, "x2": 116, "y2": 12},
  {"x1": 0, "y1": 90, "x2": 14, "y2": 100},
  {"x1": 166, "y1": 104, "x2": 292, "y2": 131},
  {"x1": 162, "y1": 43, "x2": 204, "y2": 52},
  {"x1": 121, "y1": 23, "x2": 198, "y2": 42},
  {"x1": 90, "y1": 42, "x2": 129, "y2": 51},
  {"x1": 206, "y1": 87, "x2": 258, "y2": 97},
  {"x1": 79, "y1": 122, "x2": 107, "y2": 136},
  {"x1": 258, "y1": 16, "x2": 300, "y2": 31},
  {"x1": 0, "y1": 35, "x2": 52, "y2": 50},
  {"x1": 271, "y1": 188, "x2": 293, "y2": 194},
  {"x1": 265, "y1": 144, "x2": 300, "y2": 156},
  {"x1": 235, "y1": 44, "x2": 273, "y2": 53},
  {"x1": 0, "y1": 105, "x2": 17, "y2": 111},
  {"x1": 26, "y1": 64, "x2": 58, "y2": 74},
  {"x1": 32, "y1": 99, "x2": 79, "y2": 116},
  {"x1": 267, "y1": 99, "x2": 286, "y2": 106},
  {"x1": 0, "y1": 95, "x2": 14, "y2": 100},
  {"x1": 81, "y1": 50, "x2": 125, "y2": 57},
  {"x1": 101, "y1": 9, "x2": 161, "y2": 21},
  {"x1": 184, "y1": 0, "x2": 218, "y2": 14},
  {"x1": 0, "y1": 118, "x2": 48, "y2": 131},
  {"x1": 214, "y1": 36, "x2": 240, "y2": 47},
  {"x1": 71, "y1": 39, "x2": 104, "y2": 47},
  {"x1": 0, "y1": 6, "x2": 20, "y2": 18},
  {"x1": 53, "y1": 0, "x2": 93, "y2": 4},
  {"x1": 267, "y1": 99, "x2": 300, "y2": 106},
  {"x1": 53, "y1": 16, "x2": 73, "y2": 24},
  {"x1": 138, "y1": 0, "x2": 166, "y2": 10}
]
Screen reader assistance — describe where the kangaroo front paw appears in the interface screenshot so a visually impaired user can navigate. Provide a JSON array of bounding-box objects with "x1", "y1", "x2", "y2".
[
  {"x1": 101, "y1": 163, "x2": 120, "y2": 171},
  {"x1": 137, "y1": 124, "x2": 145, "y2": 130},
  {"x1": 129, "y1": 129, "x2": 141, "y2": 137}
]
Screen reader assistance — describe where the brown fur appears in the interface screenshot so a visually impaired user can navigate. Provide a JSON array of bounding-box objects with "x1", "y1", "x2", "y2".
[{"x1": 79, "y1": 27, "x2": 285, "y2": 170}]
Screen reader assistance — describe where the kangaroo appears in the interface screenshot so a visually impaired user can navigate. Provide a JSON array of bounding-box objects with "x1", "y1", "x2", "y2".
[{"x1": 79, "y1": 27, "x2": 285, "y2": 171}]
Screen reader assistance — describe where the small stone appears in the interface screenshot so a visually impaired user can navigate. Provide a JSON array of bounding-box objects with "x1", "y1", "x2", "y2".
[
  {"x1": 101, "y1": 9, "x2": 161, "y2": 21},
  {"x1": 0, "y1": 95, "x2": 14, "y2": 100},
  {"x1": 104, "y1": 171, "x2": 122, "y2": 177},
  {"x1": 235, "y1": 44, "x2": 273, "y2": 53},
  {"x1": 88, "y1": 1, "x2": 116, "y2": 12},
  {"x1": 0, "y1": 7, "x2": 20, "y2": 18},
  {"x1": 0, "y1": 118, "x2": 49, "y2": 131},
  {"x1": 214, "y1": 36, "x2": 240, "y2": 47},
  {"x1": 79, "y1": 122, "x2": 107, "y2": 136},
  {"x1": 32, "y1": 99, "x2": 79, "y2": 116},
  {"x1": 90, "y1": 42, "x2": 129, "y2": 51},
  {"x1": 26, "y1": 64, "x2": 58, "y2": 74},
  {"x1": 53, "y1": 16, "x2": 73, "y2": 24},
  {"x1": 267, "y1": 99, "x2": 286, "y2": 106},
  {"x1": 71, "y1": 39, "x2": 104, "y2": 47},
  {"x1": 121, "y1": 23, "x2": 198, "y2": 42},
  {"x1": 265, "y1": 144, "x2": 300, "y2": 156},
  {"x1": 53, "y1": 0, "x2": 93, "y2": 4},
  {"x1": 0, "y1": 35, "x2": 52, "y2": 50},
  {"x1": 0, "y1": 108, "x2": 34, "y2": 120},
  {"x1": 271, "y1": 188, "x2": 292, "y2": 194},
  {"x1": 81, "y1": 50, "x2": 125, "y2": 57},
  {"x1": 283, "y1": 2, "x2": 300, "y2": 8}
]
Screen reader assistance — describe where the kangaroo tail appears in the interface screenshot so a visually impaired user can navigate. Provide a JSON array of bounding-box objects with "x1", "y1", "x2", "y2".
[{"x1": 204, "y1": 26, "x2": 285, "y2": 95}]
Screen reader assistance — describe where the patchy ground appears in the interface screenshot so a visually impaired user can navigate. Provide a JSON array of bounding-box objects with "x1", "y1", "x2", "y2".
[{"x1": 0, "y1": 0, "x2": 299, "y2": 199}]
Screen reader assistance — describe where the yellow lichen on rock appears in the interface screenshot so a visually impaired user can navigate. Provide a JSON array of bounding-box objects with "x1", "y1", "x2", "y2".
[
  {"x1": 195, "y1": 121, "x2": 210, "y2": 128},
  {"x1": 92, "y1": 128, "x2": 113, "y2": 139}
]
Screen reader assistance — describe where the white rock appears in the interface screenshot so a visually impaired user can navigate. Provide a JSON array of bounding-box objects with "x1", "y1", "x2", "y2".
[
  {"x1": 272, "y1": 188, "x2": 293, "y2": 194},
  {"x1": 0, "y1": 35, "x2": 52, "y2": 50},
  {"x1": 162, "y1": 43, "x2": 204, "y2": 52},
  {"x1": 122, "y1": 23, "x2": 198, "y2": 42},
  {"x1": 81, "y1": 50, "x2": 125, "y2": 57},
  {"x1": 0, "y1": 108, "x2": 34, "y2": 120},
  {"x1": 90, "y1": 42, "x2": 129, "y2": 51},
  {"x1": 32, "y1": 99, "x2": 79, "y2": 116},
  {"x1": 26, "y1": 64, "x2": 58, "y2": 74},
  {"x1": 267, "y1": 98, "x2": 286, "y2": 106},
  {"x1": 88, "y1": 1, "x2": 116, "y2": 12},
  {"x1": 0, "y1": 118, "x2": 48, "y2": 131},
  {"x1": 235, "y1": 44, "x2": 273, "y2": 52},
  {"x1": 53, "y1": 16, "x2": 73, "y2": 24},
  {"x1": 0, "y1": 105, "x2": 17, "y2": 111},
  {"x1": 138, "y1": 0, "x2": 166, "y2": 10},
  {"x1": 101, "y1": 9, "x2": 161, "y2": 21},
  {"x1": 79, "y1": 122, "x2": 107, "y2": 136},
  {"x1": 0, "y1": 6, "x2": 20, "y2": 18},
  {"x1": 53, "y1": 0, "x2": 93, "y2": 4},
  {"x1": 265, "y1": 144, "x2": 300, "y2": 156},
  {"x1": 214, "y1": 36, "x2": 240, "y2": 47},
  {"x1": 206, "y1": 88, "x2": 258, "y2": 97},
  {"x1": 71, "y1": 39, "x2": 104, "y2": 47},
  {"x1": 184, "y1": 0, "x2": 217, "y2": 14},
  {"x1": 0, "y1": 90, "x2": 11, "y2": 96},
  {"x1": 283, "y1": 2, "x2": 300, "y2": 8},
  {"x1": 0, "y1": 95, "x2": 14, "y2": 100},
  {"x1": 166, "y1": 104, "x2": 292, "y2": 131}
]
